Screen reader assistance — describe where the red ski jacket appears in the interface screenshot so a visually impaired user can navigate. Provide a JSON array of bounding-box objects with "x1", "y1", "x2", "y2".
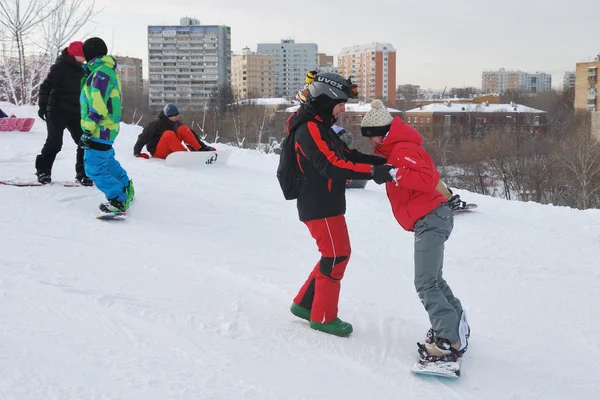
[{"x1": 374, "y1": 117, "x2": 447, "y2": 231}]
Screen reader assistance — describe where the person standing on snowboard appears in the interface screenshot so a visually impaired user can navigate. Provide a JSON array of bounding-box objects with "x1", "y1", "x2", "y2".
[
  {"x1": 133, "y1": 103, "x2": 215, "y2": 159},
  {"x1": 35, "y1": 41, "x2": 93, "y2": 186},
  {"x1": 286, "y1": 72, "x2": 388, "y2": 337},
  {"x1": 359, "y1": 99, "x2": 470, "y2": 360},
  {"x1": 79, "y1": 37, "x2": 133, "y2": 213}
]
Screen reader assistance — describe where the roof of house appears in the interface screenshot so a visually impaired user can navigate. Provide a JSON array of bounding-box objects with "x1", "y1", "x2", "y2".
[
  {"x1": 231, "y1": 98, "x2": 299, "y2": 106},
  {"x1": 285, "y1": 102, "x2": 402, "y2": 113},
  {"x1": 405, "y1": 102, "x2": 546, "y2": 114}
]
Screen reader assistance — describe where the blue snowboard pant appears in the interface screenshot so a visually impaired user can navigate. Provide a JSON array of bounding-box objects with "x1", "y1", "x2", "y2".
[{"x1": 84, "y1": 148, "x2": 129, "y2": 202}]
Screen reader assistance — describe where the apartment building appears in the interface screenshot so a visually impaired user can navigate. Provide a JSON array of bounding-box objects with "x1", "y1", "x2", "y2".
[
  {"x1": 337, "y1": 43, "x2": 396, "y2": 107},
  {"x1": 482, "y1": 68, "x2": 552, "y2": 94},
  {"x1": 231, "y1": 47, "x2": 274, "y2": 99},
  {"x1": 563, "y1": 71, "x2": 576, "y2": 91},
  {"x1": 147, "y1": 17, "x2": 231, "y2": 109},
  {"x1": 115, "y1": 56, "x2": 143, "y2": 105},
  {"x1": 404, "y1": 101, "x2": 547, "y2": 137},
  {"x1": 574, "y1": 55, "x2": 600, "y2": 112},
  {"x1": 256, "y1": 39, "x2": 318, "y2": 99}
]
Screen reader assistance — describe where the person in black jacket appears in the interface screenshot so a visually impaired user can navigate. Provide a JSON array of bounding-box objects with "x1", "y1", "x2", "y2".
[
  {"x1": 133, "y1": 103, "x2": 215, "y2": 159},
  {"x1": 287, "y1": 72, "x2": 392, "y2": 337},
  {"x1": 35, "y1": 41, "x2": 92, "y2": 185}
]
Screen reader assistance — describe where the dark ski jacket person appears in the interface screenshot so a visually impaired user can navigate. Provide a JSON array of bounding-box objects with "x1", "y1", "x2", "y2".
[
  {"x1": 133, "y1": 103, "x2": 215, "y2": 159},
  {"x1": 286, "y1": 72, "x2": 389, "y2": 337},
  {"x1": 35, "y1": 41, "x2": 92, "y2": 185}
]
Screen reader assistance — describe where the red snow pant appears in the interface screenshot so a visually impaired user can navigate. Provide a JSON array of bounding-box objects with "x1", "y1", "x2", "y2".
[
  {"x1": 153, "y1": 125, "x2": 202, "y2": 159},
  {"x1": 293, "y1": 214, "x2": 351, "y2": 324}
]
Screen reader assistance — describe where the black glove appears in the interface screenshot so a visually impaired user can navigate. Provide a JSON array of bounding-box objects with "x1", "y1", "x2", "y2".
[
  {"x1": 371, "y1": 165, "x2": 395, "y2": 184},
  {"x1": 38, "y1": 108, "x2": 46, "y2": 121}
]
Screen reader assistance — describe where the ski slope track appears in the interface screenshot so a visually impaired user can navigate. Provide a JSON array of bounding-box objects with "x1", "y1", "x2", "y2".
[{"x1": 1, "y1": 103, "x2": 599, "y2": 399}]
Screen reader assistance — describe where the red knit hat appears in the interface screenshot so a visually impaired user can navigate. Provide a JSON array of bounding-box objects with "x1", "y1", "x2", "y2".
[{"x1": 67, "y1": 41, "x2": 84, "y2": 58}]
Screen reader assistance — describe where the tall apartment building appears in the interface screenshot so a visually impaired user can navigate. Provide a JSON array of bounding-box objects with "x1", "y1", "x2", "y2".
[
  {"x1": 317, "y1": 53, "x2": 336, "y2": 74},
  {"x1": 231, "y1": 47, "x2": 274, "y2": 99},
  {"x1": 256, "y1": 39, "x2": 318, "y2": 99},
  {"x1": 563, "y1": 71, "x2": 576, "y2": 91},
  {"x1": 574, "y1": 55, "x2": 600, "y2": 112},
  {"x1": 337, "y1": 43, "x2": 397, "y2": 107},
  {"x1": 482, "y1": 68, "x2": 552, "y2": 94},
  {"x1": 147, "y1": 17, "x2": 231, "y2": 109},
  {"x1": 115, "y1": 56, "x2": 143, "y2": 105}
]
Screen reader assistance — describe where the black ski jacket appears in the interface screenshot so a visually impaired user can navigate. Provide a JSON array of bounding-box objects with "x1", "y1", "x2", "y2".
[
  {"x1": 38, "y1": 48, "x2": 84, "y2": 117},
  {"x1": 287, "y1": 104, "x2": 384, "y2": 222}
]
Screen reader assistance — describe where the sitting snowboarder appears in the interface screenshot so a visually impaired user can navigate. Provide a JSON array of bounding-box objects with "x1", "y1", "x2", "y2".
[{"x1": 133, "y1": 103, "x2": 215, "y2": 159}]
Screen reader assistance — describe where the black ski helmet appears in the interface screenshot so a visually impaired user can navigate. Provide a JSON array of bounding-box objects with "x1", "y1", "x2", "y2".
[{"x1": 306, "y1": 72, "x2": 358, "y2": 115}]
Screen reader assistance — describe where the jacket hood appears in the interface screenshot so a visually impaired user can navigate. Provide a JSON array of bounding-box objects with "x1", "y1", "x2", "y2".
[
  {"x1": 86, "y1": 55, "x2": 117, "y2": 72},
  {"x1": 286, "y1": 103, "x2": 333, "y2": 135},
  {"x1": 56, "y1": 48, "x2": 82, "y2": 70},
  {"x1": 374, "y1": 116, "x2": 424, "y2": 157}
]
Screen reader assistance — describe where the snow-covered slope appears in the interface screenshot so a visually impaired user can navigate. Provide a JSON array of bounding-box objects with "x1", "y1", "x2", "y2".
[{"x1": 1, "y1": 103, "x2": 599, "y2": 400}]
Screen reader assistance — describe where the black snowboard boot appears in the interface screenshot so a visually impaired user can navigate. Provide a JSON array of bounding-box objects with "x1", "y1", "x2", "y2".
[
  {"x1": 448, "y1": 194, "x2": 467, "y2": 211},
  {"x1": 76, "y1": 173, "x2": 94, "y2": 187},
  {"x1": 36, "y1": 169, "x2": 51, "y2": 184}
]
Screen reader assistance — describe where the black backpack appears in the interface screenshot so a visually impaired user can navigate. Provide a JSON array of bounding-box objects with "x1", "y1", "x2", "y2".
[{"x1": 276, "y1": 132, "x2": 301, "y2": 200}]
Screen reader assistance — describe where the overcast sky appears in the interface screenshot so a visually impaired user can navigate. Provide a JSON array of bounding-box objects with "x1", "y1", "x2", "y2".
[{"x1": 85, "y1": 0, "x2": 600, "y2": 90}]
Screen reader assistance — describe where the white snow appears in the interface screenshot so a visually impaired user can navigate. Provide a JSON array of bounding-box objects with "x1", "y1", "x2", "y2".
[
  {"x1": 406, "y1": 102, "x2": 547, "y2": 114},
  {"x1": 1, "y1": 103, "x2": 600, "y2": 400},
  {"x1": 285, "y1": 102, "x2": 402, "y2": 113}
]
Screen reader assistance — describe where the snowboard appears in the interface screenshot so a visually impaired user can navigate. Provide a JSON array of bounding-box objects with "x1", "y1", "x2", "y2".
[
  {"x1": 453, "y1": 203, "x2": 478, "y2": 214},
  {"x1": 96, "y1": 212, "x2": 127, "y2": 221},
  {"x1": 0, "y1": 117, "x2": 35, "y2": 132},
  {"x1": 165, "y1": 150, "x2": 231, "y2": 167},
  {"x1": 411, "y1": 359, "x2": 461, "y2": 379},
  {"x1": 0, "y1": 180, "x2": 82, "y2": 187}
]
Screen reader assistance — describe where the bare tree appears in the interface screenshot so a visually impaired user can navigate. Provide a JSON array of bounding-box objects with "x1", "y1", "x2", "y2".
[
  {"x1": 39, "y1": 0, "x2": 97, "y2": 56},
  {"x1": 0, "y1": 0, "x2": 62, "y2": 103},
  {"x1": 556, "y1": 119, "x2": 600, "y2": 209}
]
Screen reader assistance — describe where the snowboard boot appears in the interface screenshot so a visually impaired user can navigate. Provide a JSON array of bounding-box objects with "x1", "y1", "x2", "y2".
[
  {"x1": 448, "y1": 194, "x2": 467, "y2": 211},
  {"x1": 99, "y1": 198, "x2": 127, "y2": 214},
  {"x1": 290, "y1": 303, "x2": 310, "y2": 321},
  {"x1": 124, "y1": 180, "x2": 135, "y2": 208},
  {"x1": 309, "y1": 317, "x2": 353, "y2": 337},
  {"x1": 36, "y1": 169, "x2": 51, "y2": 184},
  {"x1": 75, "y1": 173, "x2": 94, "y2": 187},
  {"x1": 425, "y1": 327, "x2": 436, "y2": 344}
]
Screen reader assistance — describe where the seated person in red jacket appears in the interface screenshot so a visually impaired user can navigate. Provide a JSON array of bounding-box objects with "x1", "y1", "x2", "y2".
[{"x1": 133, "y1": 103, "x2": 215, "y2": 159}]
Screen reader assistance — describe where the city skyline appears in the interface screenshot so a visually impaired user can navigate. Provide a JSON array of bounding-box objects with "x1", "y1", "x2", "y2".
[{"x1": 80, "y1": 0, "x2": 600, "y2": 91}]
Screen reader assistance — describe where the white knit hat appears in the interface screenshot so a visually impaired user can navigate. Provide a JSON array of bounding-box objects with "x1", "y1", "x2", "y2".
[{"x1": 360, "y1": 99, "x2": 393, "y2": 137}]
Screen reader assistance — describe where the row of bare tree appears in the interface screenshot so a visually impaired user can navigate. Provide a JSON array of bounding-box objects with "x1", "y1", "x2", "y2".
[{"x1": 0, "y1": 0, "x2": 97, "y2": 105}]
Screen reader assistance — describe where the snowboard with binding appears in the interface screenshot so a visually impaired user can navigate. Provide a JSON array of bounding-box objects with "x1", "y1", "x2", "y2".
[
  {"x1": 411, "y1": 342, "x2": 461, "y2": 379},
  {"x1": 165, "y1": 149, "x2": 231, "y2": 168},
  {"x1": 452, "y1": 203, "x2": 478, "y2": 214},
  {"x1": 0, "y1": 180, "x2": 82, "y2": 187}
]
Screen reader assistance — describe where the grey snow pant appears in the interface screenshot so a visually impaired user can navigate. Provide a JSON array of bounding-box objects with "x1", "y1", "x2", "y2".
[{"x1": 413, "y1": 203, "x2": 463, "y2": 344}]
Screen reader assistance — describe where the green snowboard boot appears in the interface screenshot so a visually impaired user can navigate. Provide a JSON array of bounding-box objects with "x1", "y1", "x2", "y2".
[
  {"x1": 124, "y1": 179, "x2": 135, "y2": 209},
  {"x1": 310, "y1": 317, "x2": 353, "y2": 337},
  {"x1": 290, "y1": 303, "x2": 311, "y2": 321}
]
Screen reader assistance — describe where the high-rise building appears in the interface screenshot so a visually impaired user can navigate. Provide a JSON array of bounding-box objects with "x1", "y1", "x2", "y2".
[
  {"x1": 231, "y1": 47, "x2": 275, "y2": 99},
  {"x1": 481, "y1": 68, "x2": 552, "y2": 94},
  {"x1": 147, "y1": 17, "x2": 231, "y2": 109},
  {"x1": 563, "y1": 71, "x2": 576, "y2": 91},
  {"x1": 256, "y1": 39, "x2": 318, "y2": 99},
  {"x1": 337, "y1": 43, "x2": 397, "y2": 107},
  {"x1": 317, "y1": 53, "x2": 336, "y2": 74},
  {"x1": 115, "y1": 56, "x2": 143, "y2": 105},
  {"x1": 574, "y1": 55, "x2": 600, "y2": 112}
]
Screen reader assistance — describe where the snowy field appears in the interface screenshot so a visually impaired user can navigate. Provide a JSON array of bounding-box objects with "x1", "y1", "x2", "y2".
[{"x1": 1, "y1": 103, "x2": 599, "y2": 399}]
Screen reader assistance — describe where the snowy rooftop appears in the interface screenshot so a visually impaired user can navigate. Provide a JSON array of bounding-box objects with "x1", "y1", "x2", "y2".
[
  {"x1": 405, "y1": 102, "x2": 547, "y2": 114},
  {"x1": 231, "y1": 98, "x2": 299, "y2": 106},
  {"x1": 285, "y1": 102, "x2": 402, "y2": 113}
]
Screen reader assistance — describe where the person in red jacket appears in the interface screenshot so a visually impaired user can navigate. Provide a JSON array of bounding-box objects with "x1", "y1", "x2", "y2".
[
  {"x1": 287, "y1": 73, "x2": 389, "y2": 337},
  {"x1": 360, "y1": 99, "x2": 470, "y2": 361}
]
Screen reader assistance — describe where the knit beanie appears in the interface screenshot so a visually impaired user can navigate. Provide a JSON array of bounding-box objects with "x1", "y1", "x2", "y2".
[
  {"x1": 360, "y1": 99, "x2": 393, "y2": 137},
  {"x1": 83, "y1": 37, "x2": 108, "y2": 62},
  {"x1": 67, "y1": 41, "x2": 84, "y2": 58},
  {"x1": 163, "y1": 103, "x2": 180, "y2": 117}
]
